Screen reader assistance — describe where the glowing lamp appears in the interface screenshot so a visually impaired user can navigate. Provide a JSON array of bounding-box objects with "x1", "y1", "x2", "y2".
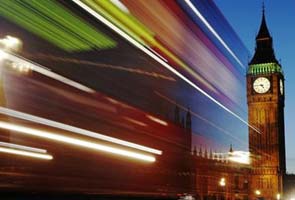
[
  {"x1": 255, "y1": 190, "x2": 261, "y2": 195},
  {"x1": 219, "y1": 177, "x2": 226, "y2": 186},
  {"x1": 0, "y1": 35, "x2": 22, "y2": 52}
]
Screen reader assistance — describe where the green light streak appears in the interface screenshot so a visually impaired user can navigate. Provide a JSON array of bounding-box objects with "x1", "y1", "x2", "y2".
[
  {"x1": 0, "y1": 0, "x2": 116, "y2": 52},
  {"x1": 248, "y1": 62, "x2": 283, "y2": 75}
]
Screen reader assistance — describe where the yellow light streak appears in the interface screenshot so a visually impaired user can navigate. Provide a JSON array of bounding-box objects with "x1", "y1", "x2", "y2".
[
  {"x1": 0, "y1": 121, "x2": 156, "y2": 162},
  {"x1": 0, "y1": 146, "x2": 52, "y2": 160}
]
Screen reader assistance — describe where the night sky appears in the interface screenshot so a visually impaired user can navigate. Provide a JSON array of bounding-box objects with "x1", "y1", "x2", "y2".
[{"x1": 214, "y1": 0, "x2": 295, "y2": 173}]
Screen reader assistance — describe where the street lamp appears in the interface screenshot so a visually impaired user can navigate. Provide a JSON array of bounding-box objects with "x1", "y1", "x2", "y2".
[
  {"x1": 255, "y1": 190, "x2": 261, "y2": 196},
  {"x1": 218, "y1": 178, "x2": 226, "y2": 200},
  {"x1": 0, "y1": 36, "x2": 32, "y2": 74},
  {"x1": 0, "y1": 35, "x2": 22, "y2": 53},
  {"x1": 219, "y1": 177, "x2": 226, "y2": 187}
]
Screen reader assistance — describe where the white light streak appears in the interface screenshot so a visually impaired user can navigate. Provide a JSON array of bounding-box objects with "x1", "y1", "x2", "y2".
[
  {"x1": 0, "y1": 107, "x2": 162, "y2": 155},
  {"x1": 0, "y1": 141, "x2": 47, "y2": 153},
  {"x1": 0, "y1": 146, "x2": 53, "y2": 160},
  {"x1": 0, "y1": 121, "x2": 156, "y2": 162},
  {"x1": 0, "y1": 49, "x2": 7, "y2": 60},
  {"x1": 124, "y1": 117, "x2": 147, "y2": 127},
  {"x1": 110, "y1": 0, "x2": 130, "y2": 13},
  {"x1": 146, "y1": 115, "x2": 168, "y2": 126},
  {"x1": 146, "y1": 46, "x2": 168, "y2": 62},
  {"x1": 71, "y1": 0, "x2": 259, "y2": 134},
  {"x1": 184, "y1": 0, "x2": 245, "y2": 68},
  {"x1": 4, "y1": 52, "x2": 96, "y2": 93}
]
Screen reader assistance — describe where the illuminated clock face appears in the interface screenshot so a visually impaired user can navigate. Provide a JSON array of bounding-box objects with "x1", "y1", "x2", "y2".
[
  {"x1": 280, "y1": 79, "x2": 284, "y2": 95},
  {"x1": 253, "y1": 77, "x2": 271, "y2": 94}
]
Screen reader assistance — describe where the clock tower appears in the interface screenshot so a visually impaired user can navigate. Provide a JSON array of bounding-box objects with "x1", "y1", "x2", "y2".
[{"x1": 247, "y1": 8, "x2": 286, "y2": 200}]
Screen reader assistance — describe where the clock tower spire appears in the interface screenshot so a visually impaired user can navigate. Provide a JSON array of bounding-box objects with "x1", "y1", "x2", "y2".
[
  {"x1": 249, "y1": 4, "x2": 278, "y2": 66},
  {"x1": 247, "y1": 6, "x2": 286, "y2": 200}
]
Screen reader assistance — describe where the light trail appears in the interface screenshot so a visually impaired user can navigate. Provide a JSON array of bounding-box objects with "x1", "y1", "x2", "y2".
[
  {"x1": 0, "y1": 0, "x2": 116, "y2": 51},
  {"x1": 3, "y1": 51, "x2": 96, "y2": 93},
  {"x1": 110, "y1": 0, "x2": 129, "y2": 13},
  {"x1": 28, "y1": 54, "x2": 174, "y2": 81},
  {"x1": 146, "y1": 115, "x2": 168, "y2": 126},
  {"x1": 0, "y1": 49, "x2": 7, "y2": 60},
  {"x1": 146, "y1": 46, "x2": 168, "y2": 62},
  {"x1": 71, "y1": 0, "x2": 259, "y2": 133},
  {"x1": 0, "y1": 146, "x2": 53, "y2": 160},
  {"x1": 124, "y1": 117, "x2": 147, "y2": 127},
  {"x1": 184, "y1": 0, "x2": 245, "y2": 69},
  {"x1": 0, "y1": 121, "x2": 156, "y2": 162},
  {"x1": 0, "y1": 141, "x2": 47, "y2": 153},
  {"x1": 0, "y1": 107, "x2": 162, "y2": 155}
]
